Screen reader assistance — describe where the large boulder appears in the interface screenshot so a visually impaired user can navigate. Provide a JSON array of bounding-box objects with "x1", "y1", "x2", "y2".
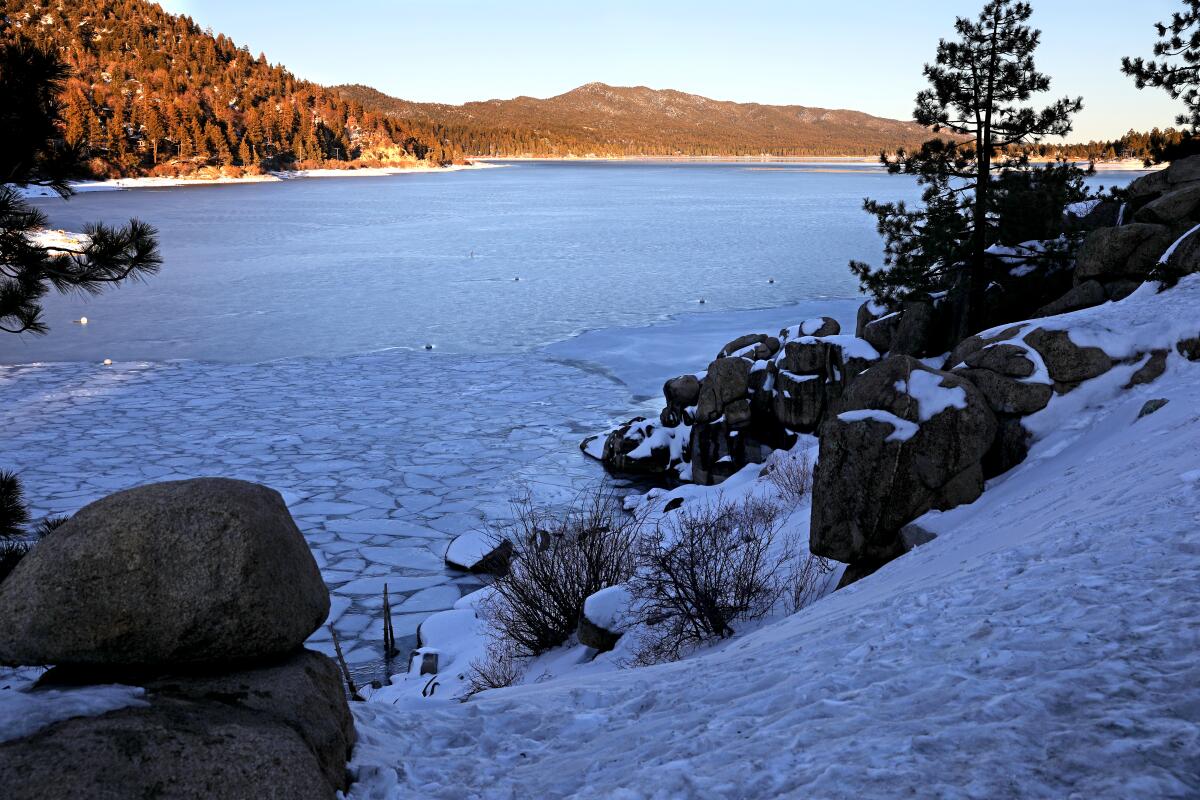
[
  {"x1": 1133, "y1": 183, "x2": 1200, "y2": 226},
  {"x1": 0, "y1": 695, "x2": 337, "y2": 800},
  {"x1": 0, "y1": 479, "x2": 328, "y2": 668},
  {"x1": 1074, "y1": 223, "x2": 1180, "y2": 282},
  {"x1": 694, "y1": 357, "x2": 752, "y2": 424},
  {"x1": 1037, "y1": 279, "x2": 1107, "y2": 317},
  {"x1": 1022, "y1": 328, "x2": 1113, "y2": 384},
  {"x1": 811, "y1": 357, "x2": 997, "y2": 565},
  {"x1": 772, "y1": 370, "x2": 827, "y2": 432}
]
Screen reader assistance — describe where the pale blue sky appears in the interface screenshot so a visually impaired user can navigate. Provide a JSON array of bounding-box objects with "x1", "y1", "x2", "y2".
[{"x1": 158, "y1": 1, "x2": 1185, "y2": 141}]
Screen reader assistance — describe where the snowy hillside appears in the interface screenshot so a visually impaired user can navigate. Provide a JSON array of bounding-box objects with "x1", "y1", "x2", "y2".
[{"x1": 348, "y1": 331, "x2": 1200, "y2": 797}]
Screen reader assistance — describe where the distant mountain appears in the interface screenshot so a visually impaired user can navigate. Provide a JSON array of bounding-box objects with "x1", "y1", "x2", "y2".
[{"x1": 334, "y1": 82, "x2": 937, "y2": 158}]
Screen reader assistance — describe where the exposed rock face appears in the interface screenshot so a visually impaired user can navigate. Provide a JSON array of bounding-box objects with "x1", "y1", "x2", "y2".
[
  {"x1": 811, "y1": 357, "x2": 997, "y2": 566},
  {"x1": 1022, "y1": 328, "x2": 1112, "y2": 384},
  {"x1": 0, "y1": 478, "x2": 328, "y2": 668},
  {"x1": 1074, "y1": 223, "x2": 1179, "y2": 282},
  {"x1": 1037, "y1": 280, "x2": 1107, "y2": 317},
  {"x1": 1134, "y1": 182, "x2": 1200, "y2": 225},
  {"x1": 695, "y1": 357, "x2": 753, "y2": 423},
  {"x1": 0, "y1": 694, "x2": 338, "y2": 800}
]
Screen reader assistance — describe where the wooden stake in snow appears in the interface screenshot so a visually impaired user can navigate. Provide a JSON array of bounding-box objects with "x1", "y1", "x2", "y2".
[
  {"x1": 328, "y1": 624, "x2": 363, "y2": 701},
  {"x1": 382, "y1": 583, "x2": 398, "y2": 658}
]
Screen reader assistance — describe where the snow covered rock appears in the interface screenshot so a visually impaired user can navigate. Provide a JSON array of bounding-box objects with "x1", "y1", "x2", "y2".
[
  {"x1": 0, "y1": 478, "x2": 328, "y2": 668},
  {"x1": 595, "y1": 416, "x2": 685, "y2": 476},
  {"x1": 444, "y1": 530, "x2": 513, "y2": 575},
  {"x1": 781, "y1": 316, "x2": 840, "y2": 339},
  {"x1": 811, "y1": 357, "x2": 997, "y2": 568},
  {"x1": 577, "y1": 585, "x2": 634, "y2": 652},
  {"x1": 717, "y1": 332, "x2": 778, "y2": 360}
]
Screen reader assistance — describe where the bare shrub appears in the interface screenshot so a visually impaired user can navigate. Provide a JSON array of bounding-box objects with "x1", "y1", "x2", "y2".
[
  {"x1": 466, "y1": 641, "x2": 526, "y2": 696},
  {"x1": 786, "y1": 552, "x2": 837, "y2": 613},
  {"x1": 482, "y1": 485, "x2": 643, "y2": 658},
  {"x1": 762, "y1": 449, "x2": 813, "y2": 508},
  {"x1": 631, "y1": 497, "x2": 791, "y2": 664}
]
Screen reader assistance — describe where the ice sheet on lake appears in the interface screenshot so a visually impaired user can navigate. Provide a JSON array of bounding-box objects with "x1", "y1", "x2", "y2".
[{"x1": 0, "y1": 350, "x2": 630, "y2": 681}]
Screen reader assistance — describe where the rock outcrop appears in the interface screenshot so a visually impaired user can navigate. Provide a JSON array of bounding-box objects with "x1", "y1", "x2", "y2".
[
  {"x1": 0, "y1": 478, "x2": 353, "y2": 800},
  {"x1": 584, "y1": 318, "x2": 880, "y2": 486},
  {"x1": 810, "y1": 357, "x2": 997, "y2": 569}
]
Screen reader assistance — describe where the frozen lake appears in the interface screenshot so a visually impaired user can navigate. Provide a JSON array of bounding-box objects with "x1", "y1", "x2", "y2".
[
  {"x1": 0, "y1": 162, "x2": 1144, "y2": 682},
  {"x1": 5, "y1": 161, "x2": 916, "y2": 363}
]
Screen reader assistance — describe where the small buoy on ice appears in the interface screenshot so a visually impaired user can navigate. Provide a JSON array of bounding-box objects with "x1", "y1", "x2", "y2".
[
  {"x1": 77, "y1": 316, "x2": 88, "y2": 325},
  {"x1": 102, "y1": 358, "x2": 112, "y2": 366},
  {"x1": 424, "y1": 344, "x2": 434, "y2": 350}
]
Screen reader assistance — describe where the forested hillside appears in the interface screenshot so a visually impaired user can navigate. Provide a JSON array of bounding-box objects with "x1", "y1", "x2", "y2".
[
  {"x1": 336, "y1": 82, "x2": 940, "y2": 158},
  {"x1": 0, "y1": 0, "x2": 465, "y2": 177}
]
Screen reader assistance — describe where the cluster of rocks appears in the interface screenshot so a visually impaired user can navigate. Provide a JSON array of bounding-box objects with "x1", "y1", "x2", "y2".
[
  {"x1": 588, "y1": 160, "x2": 1200, "y2": 585},
  {"x1": 583, "y1": 316, "x2": 881, "y2": 485},
  {"x1": 0, "y1": 478, "x2": 354, "y2": 800}
]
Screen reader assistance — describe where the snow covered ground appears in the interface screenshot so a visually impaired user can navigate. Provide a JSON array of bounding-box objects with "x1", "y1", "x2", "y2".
[
  {"x1": 347, "y1": 343, "x2": 1200, "y2": 797},
  {"x1": 12, "y1": 162, "x2": 504, "y2": 198}
]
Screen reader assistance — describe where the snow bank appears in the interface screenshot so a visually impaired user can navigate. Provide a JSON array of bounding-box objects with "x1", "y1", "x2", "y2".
[
  {"x1": 976, "y1": 274, "x2": 1200, "y2": 361},
  {"x1": 12, "y1": 162, "x2": 505, "y2": 198}
]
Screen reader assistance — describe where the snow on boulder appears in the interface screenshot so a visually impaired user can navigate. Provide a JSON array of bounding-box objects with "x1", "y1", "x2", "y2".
[
  {"x1": 444, "y1": 530, "x2": 512, "y2": 575},
  {"x1": 811, "y1": 356, "x2": 997, "y2": 571},
  {"x1": 578, "y1": 585, "x2": 635, "y2": 652}
]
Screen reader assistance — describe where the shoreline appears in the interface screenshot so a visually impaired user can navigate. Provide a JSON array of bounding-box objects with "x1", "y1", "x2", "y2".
[
  {"x1": 476, "y1": 155, "x2": 1159, "y2": 171},
  {"x1": 16, "y1": 161, "x2": 506, "y2": 198}
]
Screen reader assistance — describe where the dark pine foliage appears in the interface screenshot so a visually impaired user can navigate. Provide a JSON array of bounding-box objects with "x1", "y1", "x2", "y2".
[
  {"x1": 1123, "y1": 1, "x2": 1200, "y2": 130},
  {"x1": 1, "y1": 38, "x2": 160, "y2": 579},
  {"x1": 851, "y1": 0, "x2": 1087, "y2": 339},
  {"x1": 1, "y1": 40, "x2": 161, "y2": 334},
  {"x1": 1121, "y1": 1, "x2": 1200, "y2": 161}
]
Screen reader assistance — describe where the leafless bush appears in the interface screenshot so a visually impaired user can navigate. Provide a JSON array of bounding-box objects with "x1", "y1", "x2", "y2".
[
  {"x1": 466, "y1": 641, "x2": 526, "y2": 696},
  {"x1": 786, "y1": 552, "x2": 837, "y2": 613},
  {"x1": 482, "y1": 485, "x2": 644, "y2": 657},
  {"x1": 762, "y1": 449, "x2": 813, "y2": 508},
  {"x1": 631, "y1": 497, "x2": 791, "y2": 664}
]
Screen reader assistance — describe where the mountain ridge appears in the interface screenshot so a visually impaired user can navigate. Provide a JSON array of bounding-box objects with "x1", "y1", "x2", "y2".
[{"x1": 334, "y1": 82, "x2": 939, "y2": 158}]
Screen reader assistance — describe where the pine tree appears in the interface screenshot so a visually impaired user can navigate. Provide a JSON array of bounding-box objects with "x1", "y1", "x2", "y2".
[
  {"x1": 1, "y1": 40, "x2": 161, "y2": 336},
  {"x1": 1122, "y1": 1, "x2": 1200, "y2": 129},
  {"x1": 850, "y1": 0, "x2": 1084, "y2": 340},
  {"x1": 1, "y1": 40, "x2": 161, "y2": 565}
]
